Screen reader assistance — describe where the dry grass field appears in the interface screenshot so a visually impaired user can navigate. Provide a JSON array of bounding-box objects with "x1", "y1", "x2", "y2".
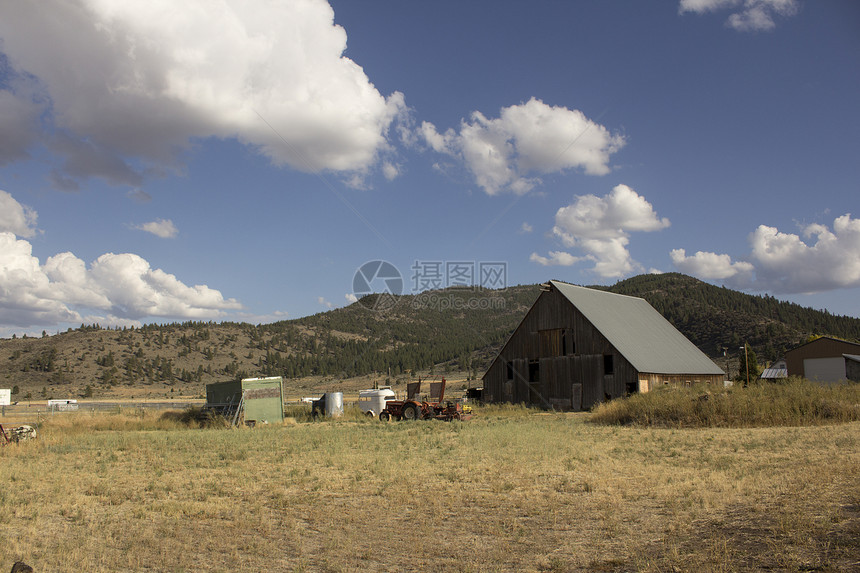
[{"x1": 1, "y1": 402, "x2": 859, "y2": 572}]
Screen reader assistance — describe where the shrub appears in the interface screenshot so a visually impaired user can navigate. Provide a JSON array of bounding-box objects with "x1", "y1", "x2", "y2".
[{"x1": 590, "y1": 377, "x2": 860, "y2": 428}]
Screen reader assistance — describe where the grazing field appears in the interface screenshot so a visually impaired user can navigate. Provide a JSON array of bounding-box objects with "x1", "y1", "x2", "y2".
[{"x1": 1, "y1": 406, "x2": 859, "y2": 572}]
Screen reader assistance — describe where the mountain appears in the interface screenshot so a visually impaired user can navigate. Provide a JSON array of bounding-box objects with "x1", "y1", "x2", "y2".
[
  {"x1": 604, "y1": 273, "x2": 860, "y2": 357},
  {"x1": 1, "y1": 274, "x2": 858, "y2": 400}
]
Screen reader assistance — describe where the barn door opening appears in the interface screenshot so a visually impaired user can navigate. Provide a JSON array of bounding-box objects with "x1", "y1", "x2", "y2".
[{"x1": 528, "y1": 360, "x2": 540, "y2": 405}]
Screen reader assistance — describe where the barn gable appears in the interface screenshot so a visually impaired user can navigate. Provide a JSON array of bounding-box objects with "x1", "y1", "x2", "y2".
[{"x1": 482, "y1": 280, "x2": 724, "y2": 410}]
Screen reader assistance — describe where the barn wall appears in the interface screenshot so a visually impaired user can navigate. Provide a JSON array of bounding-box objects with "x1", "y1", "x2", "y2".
[
  {"x1": 785, "y1": 338, "x2": 860, "y2": 379},
  {"x1": 847, "y1": 359, "x2": 860, "y2": 382},
  {"x1": 638, "y1": 373, "x2": 725, "y2": 390},
  {"x1": 482, "y1": 289, "x2": 638, "y2": 411}
]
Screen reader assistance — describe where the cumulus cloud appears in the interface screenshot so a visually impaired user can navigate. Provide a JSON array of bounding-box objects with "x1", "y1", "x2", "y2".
[
  {"x1": 0, "y1": 192, "x2": 241, "y2": 328},
  {"x1": 132, "y1": 218, "x2": 179, "y2": 239},
  {"x1": 420, "y1": 98, "x2": 625, "y2": 195},
  {"x1": 529, "y1": 251, "x2": 581, "y2": 267},
  {"x1": 0, "y1": 0, "x2": 406, "y2": 189},
  {"x1": 671, "y1": 214, "x2": 860, "y2": 294},
  {"x1": 670, "y1": 248, "x2": 755, "y2": 281},
  {"x1": 679, "y1": 0, "x2": 799, "y2": 31},
  {"x1": 317, "y1": 296, "x2": 334, "y2": 309},
  {"x1": 345, "y1": 293, "x2": 358, "y2": 303},
  {"x1": 531, "y1": 184, "x2": 670, "y2": 278},
  {"x1": 0, "y1": 190, "x2": 38, "y2": 237},
  {"x1": 520, "y1": 222, "x2": 533, "y2": 234},
  {"x1": 0, "y1": 233, "x2": 82, "y2": 327}
]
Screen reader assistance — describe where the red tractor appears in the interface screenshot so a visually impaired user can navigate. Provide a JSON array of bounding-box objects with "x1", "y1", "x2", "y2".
[{"x1": 378, "y1": 379, "x2": 471, "y2": 422}]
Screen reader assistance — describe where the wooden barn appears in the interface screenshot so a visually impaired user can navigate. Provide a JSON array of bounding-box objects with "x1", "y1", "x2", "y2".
[
  {"x1": 482, "y1": 280, "x2": 724, "y2": 410},
  {"x1": 785, "y1": 336, "x2": 860, "y2": 383}
]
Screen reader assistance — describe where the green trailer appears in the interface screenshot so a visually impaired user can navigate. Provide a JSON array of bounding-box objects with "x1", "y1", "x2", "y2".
[{"x1": 205, "y1": 376, "x2": 284, "y2": 425}]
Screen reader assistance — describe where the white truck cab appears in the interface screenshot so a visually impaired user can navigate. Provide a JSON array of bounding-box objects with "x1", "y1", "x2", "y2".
[{"x1": 358, "y1": 387, "x2": 397, "y2": 417}]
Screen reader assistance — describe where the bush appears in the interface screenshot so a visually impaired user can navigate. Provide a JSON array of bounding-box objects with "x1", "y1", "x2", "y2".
[
  {"x1": 590, "y1": 377, "x2": 860, "y2": 428},
  {"x1": 159, "y1": 406, "x2": 229, "y2": 428}
]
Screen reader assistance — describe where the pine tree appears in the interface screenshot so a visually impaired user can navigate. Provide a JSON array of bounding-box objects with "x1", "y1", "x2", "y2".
[{"x1": 736, "y1": 343, "x2": 761, "y2": 386}]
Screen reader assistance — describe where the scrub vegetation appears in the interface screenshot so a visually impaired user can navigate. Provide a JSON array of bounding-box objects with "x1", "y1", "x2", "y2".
[
  {"x1": 2, "y1": 397, "x2": 858, "y2": 572},
  {"x1": 590, "y1": 377, "x2": 860, "y2": 428}
]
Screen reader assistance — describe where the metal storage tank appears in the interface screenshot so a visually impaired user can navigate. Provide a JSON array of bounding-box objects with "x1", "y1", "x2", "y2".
[{"x1": 324, "y1": 392, "x2": 343, "y2": 417}]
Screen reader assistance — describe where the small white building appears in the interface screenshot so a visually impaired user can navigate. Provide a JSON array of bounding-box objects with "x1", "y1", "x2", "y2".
[{"x1": 47, "y1": 399, "x2": 79, "y2": 412}]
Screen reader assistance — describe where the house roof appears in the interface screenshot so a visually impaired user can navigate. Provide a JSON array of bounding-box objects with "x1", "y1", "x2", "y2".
[
  {"x1": 761, "y1": 367, "x2": 788, "y2": 379},
  {"x1": 550, "y1": 280, "x2": 724, "y2": 375},
  {"x1": 785, "y1": 336, "x2": 860, "y2": 356}
]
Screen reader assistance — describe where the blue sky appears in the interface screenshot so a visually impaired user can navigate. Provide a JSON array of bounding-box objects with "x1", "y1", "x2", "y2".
[{"x1": 1, "y1": 0, "x2": 859, "y2": 336}]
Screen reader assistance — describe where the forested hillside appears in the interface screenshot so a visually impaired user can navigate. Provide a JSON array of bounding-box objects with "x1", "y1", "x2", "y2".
[
  {"x1": 605, "y1": 273, "x2": 860, "y2": 359},
  {"x1": 1, "y1": 274, "x2": 858, "y2": 399}
]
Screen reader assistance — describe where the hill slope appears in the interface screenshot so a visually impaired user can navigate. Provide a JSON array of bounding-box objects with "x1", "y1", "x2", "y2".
[{"x1": 1, "y1": 274, "x2": 858, "y2": 399}]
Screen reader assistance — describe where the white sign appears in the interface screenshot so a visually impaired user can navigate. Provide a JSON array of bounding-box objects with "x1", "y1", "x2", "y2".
[{"x1": 0, "y1": 389, "x2": 10, "y2": 406}]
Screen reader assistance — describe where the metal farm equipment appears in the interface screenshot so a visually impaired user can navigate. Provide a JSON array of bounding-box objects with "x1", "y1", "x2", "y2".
[
  {"x1": 1, "y1": 424, "x2": 37, "y2": 445},
  {"x1": 378, "y1": 379, "x2": 471, "y2": 422}
]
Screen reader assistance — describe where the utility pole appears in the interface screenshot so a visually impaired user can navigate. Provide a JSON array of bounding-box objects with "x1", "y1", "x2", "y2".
[{"x1": 739, "y1": 344, "x2": 750, "y2": 386}]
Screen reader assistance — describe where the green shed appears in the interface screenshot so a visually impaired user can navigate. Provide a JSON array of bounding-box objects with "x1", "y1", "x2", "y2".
[{"x1": 205, "y1": 376, "x2": 285, "y2": 424}]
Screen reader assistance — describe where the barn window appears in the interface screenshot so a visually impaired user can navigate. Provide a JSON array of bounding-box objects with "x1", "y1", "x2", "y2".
[
  {"x1": 539, "y1": 329, "x2": 562, "y2": 357},
  {"x1": 506, "y1": 361, "x2": 513, "y2": 381},
  {"x1": 562, "y1": 329, "x2": 575, "y2": 355},
  {"x1": 528, "y1": 360, "x2": 540, "y2": 383},
  {"x1": 603, "y1": 354, "x2": 614, "y2": 375}
]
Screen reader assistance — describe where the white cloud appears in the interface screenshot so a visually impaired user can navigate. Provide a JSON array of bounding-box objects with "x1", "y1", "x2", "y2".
[
  {"x1": 520, "y1": 222, "x2": 533, "y2": 234},
  {"x1": 679, "y1": 0, "x2": 799, "y2": 31},
  {"x1": 0, "y1": 0, "x2": 406, "y2": 188},
  {"x1": 318, "y1": 296, "x2": 334, "y2": 309},
  {"x1": 0, "y1": 190, "x2": 38, "y2": 238},
  {"x1": 0, "y1": 192, "x2": 241, "y2": 328},
  {"x1": 127, "y1": 189, "x2": 153, "y2": 203},
  {"x1": 670, "y1": 248, "x2": 755, "y2": 280},
  {"x1": 671, "y1": 214, "x2": 860, "y2": 294},
  {"x1": 381, "y1": 162, "x2": 400, "y2": 181},
  {"x1": 531, "y1": 185, "x2": 670, "y2": 278},
  {"x1": 420, "y1": 98, "x2": 625, "y2": 195},
  {"x1": 345, "y1": 293, "x2": 358, "y2": 303},
  {"x1": 529, "y1": 251, "x2": 581, "y2": 267},
  {"x1": 0, "y1": 233, "x2": 81, "y2": 327},
  {"x1": 747, "y1": 215, "x2": 860, "y2": 293},
  {"x1": 133, "y1": 218, "x2": 179, "y2": 239}
]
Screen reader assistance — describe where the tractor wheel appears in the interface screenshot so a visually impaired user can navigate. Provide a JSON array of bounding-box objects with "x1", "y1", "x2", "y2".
[
  {"x1": 402, "y1": 403, "x2": 420, "y2": 421},
  {"x1": 378, "y1": 411, "x2": 390, "y2": 422}
]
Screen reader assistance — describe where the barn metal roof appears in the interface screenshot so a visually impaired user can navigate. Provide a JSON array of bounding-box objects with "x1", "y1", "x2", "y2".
[
  {"x1": 550, "y1": 280, "x2": 724, "y2": 375},
  {"x1": 761, "y1": 367, "x2": 788, "y2": 379}
]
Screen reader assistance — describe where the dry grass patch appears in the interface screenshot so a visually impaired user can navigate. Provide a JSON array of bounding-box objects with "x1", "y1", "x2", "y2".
[
  {"x1": 591, "y1": 378, "x2": 860, "y2": 428},
  {"x1": 1, "y1": 409, "x2": 858, "y2": 571}
]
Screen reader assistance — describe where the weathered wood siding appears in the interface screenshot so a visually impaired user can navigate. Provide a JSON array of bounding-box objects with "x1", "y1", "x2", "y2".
[
  {"x1": 482, "y1": 289, "x2": 637, "y2": 411},
  {"x1": 637, "y1": 372, "x2": 724, "y2": 391}
]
